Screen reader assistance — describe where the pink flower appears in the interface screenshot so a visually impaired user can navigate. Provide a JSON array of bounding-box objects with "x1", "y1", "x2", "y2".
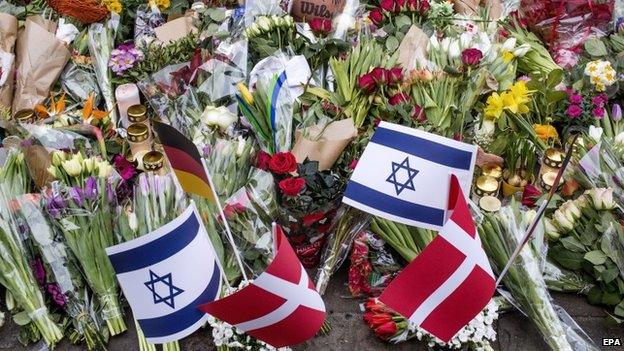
[
  {"x1": 567, "y1": 105, "x2": 583, "y2": 118},
  {"x1": 568, "y1": 93, "x2": 583, "y2": 105},
  {"x1": 348, "y1": 159, "x2": 359, "y2": 170},
  {"x1": 554, "y1": 48, "x2": 579, "y2": 69},
  {"x1": 369, "y1": 9, "x2": 384, "y2": 25},
  {"x1": 389, "y1": 92, "x2": 410, "y2": 105},
  {"x1": 593, "y1": 107, "x2": 605, "y2": 119},
  {"x1": 113, "y1": 155, "x2": 137, "y2": 181},
  {"x1": 461, "y1": 48, "x2": 483, "y2": 66},
  {"x1": 388, "y1": 67, "x2": 403, "y2": 85},
  {"x1": 592, "y1": 93, "x2": 608, "y2": 107}
]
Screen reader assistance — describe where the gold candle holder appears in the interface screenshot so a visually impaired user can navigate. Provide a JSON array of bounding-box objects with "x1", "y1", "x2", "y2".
[
  {"x1": 481, "y1": 163, "x2": 502, "y2": 180},
  {"x1": 142, "y1": 151, "x2": 165, "y2": 172},
  {"x1": 540, "y1": 171, "x2": 561, "y2": 192},
  {"x1": 127, "y1": 123, "x2": 152, "y2": 158},
  {"x1": 14, "y1": 109, "x2": 35, "y2": 124},
  {"x1": 127, "y1": 104, "x2": 148, "y2": 125},
  {"x1": 479, "y1": 196, "x2": 502, "y2": 213},
  {"x1": 474, "y1": 175, "x2": 500, "y2": 197}
]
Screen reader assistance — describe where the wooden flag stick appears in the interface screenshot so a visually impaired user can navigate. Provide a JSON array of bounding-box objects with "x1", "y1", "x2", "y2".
[
  {"x1": 201, "y1": 159, "x2": 250, "y2": 282},
  {"x1": 495, "y1": 135, "x2": 579, "y2": 286}
]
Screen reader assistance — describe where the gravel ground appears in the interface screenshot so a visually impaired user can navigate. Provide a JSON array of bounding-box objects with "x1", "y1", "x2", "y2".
[{"x1": 1, "y1": 267, "x2": 623, "y2": 351}]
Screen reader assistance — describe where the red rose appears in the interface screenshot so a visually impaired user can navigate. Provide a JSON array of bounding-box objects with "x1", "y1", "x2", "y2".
[
  {"x1": 379, "y1": 0, "x2": 396, "y2": 12},
  {"x1": 395, "y1": 0, "x2": 406, "y2": 12},
  {"x1": 308, "y1": 18, "x2": 332, "y2": 35},
  {"x1": 407, "y1": 0, "x2": 417, "y2": 11},
  {"x1": 358, "y1": 73, "x2": 376, "y2": 94},
  {"x1": 418, "y1": 0, "x2": 430, "y2": 13},
  {"x1": 389, "y1": 92, "x2": 410, "y2": 105},
  {"x1": 279, "y1": 177, "x2": 306, "y2": 196},
  {"x1": 302, "y1": 211, "x2": 325, "y2": 227},
  {"x1": 461, "y1": 48, "x2": 483, "y2": 66},
  {"x1": 369, "y1": 9, "x2": 384, "y2": 25},
  {"x1": 521, "y1": 184, "x2": 542, "y2": 208},
  {"x1": 254, "y1": 150, "x2": 272, "y2": 171},
  {"x1": 269, "y1": 152, "x2": 297, "y2": 174},
  {"x1": 223, "y1": 202, "x2": 246, "y2": 218},
  {"x1": 370, "y1": 67, "x2": 389, "y2": 84},
  {"x1": 375, "y1": 321, "x2": 398, "y2": 339},
  {"x1": 412, "y1": 104, "x2": 426, "y2": 123},
  {"x1": 388, "y1": 66, "x2": 403, "y2": 85}
]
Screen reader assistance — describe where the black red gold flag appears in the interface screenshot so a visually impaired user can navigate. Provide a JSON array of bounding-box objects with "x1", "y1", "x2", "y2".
[{"x1": 153, "y1": 121, "x2": 215, "y2": 202}]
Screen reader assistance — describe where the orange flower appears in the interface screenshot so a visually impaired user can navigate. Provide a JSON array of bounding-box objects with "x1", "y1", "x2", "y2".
[
  {"x1": 35, "y1": 93, "x2": 66, "y2": 118},
  {"x1": 82, "y1": 92, "x2": 110, "y2": 120},
  {"x1": 533, "y1": 124, "x2": 559, "y2": 141}
]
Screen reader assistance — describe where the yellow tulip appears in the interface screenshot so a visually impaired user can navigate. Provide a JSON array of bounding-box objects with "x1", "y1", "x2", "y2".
[{"x1": 237, "y1": 83, "x2": 254, "y2": 106}]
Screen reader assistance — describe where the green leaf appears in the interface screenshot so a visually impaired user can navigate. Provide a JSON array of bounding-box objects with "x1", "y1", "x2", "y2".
[
  {"x1": 587, "y1": 286, "x2": 603, "y2": 305},
  {"x1": 560, "y1": 237, "x2": 586, "y2": 253},
  {"x1": 584, "y1": 38, "x2": 608, "y2": 57},
  {"x1": 602, "y1": 291, "x2": 622, "y2": 306},
  {"x1": 395, "y1": 15, "x2": 412, "y2": 31},
  {"x1": 13, "y1": 311, "x2": 31, "y2": 326},
  {"x1": 385, "y1": 36, "x2": 400, "y2": 52},
  {"x1": 208, "y1": 9, "x2": 226, "y2": 22},
  {"x1": 585, "y1": 250, "x2": 608, "y2": 265},
  {"x1": 546, "y1": 69, "x2": 563, "y2": 87},
  {"x1": 602, "y1": 268, "x2": 620, "y2": 284},
  {"x1": 615, "y1": 299, "x2": 624, "y2": 317}
]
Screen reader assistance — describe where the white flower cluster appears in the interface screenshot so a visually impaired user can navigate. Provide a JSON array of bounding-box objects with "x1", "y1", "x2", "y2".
[
  {"x1": 244, "y1": 15, "x2": 294, "y2": 39},
  {"x1": 473, "y1": 120, "x2": 496, "y2": 148},
  {"x1": 409, "y1": 299, "x2": 499, "y2": 350},
  {"x1": 207, "y1": 282, "x2": 291, "y2": 351},
  {"x1": 584, "y1": 60, "x2": 617, "y2": 92}
]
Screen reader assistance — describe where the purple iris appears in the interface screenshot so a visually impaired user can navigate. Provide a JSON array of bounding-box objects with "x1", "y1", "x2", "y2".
[{"x1": 46, "y1": 195, "x2": 66, "y2": 218}]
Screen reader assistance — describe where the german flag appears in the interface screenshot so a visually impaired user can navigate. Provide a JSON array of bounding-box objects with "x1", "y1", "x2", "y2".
[{"x1": 153, "y1": 121, "x2": 215, "y2": 203}]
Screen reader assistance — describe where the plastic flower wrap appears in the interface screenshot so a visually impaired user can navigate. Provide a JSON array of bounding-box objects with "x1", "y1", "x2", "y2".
[
  {"x1": 0, "y1": 184, "x2": 63, "y2": 346},
  {"x1": 0, "y1": 147, "x2": 29, "y2": 198},
  {"x1": 362, "y1": 298, "x2": 500, "y2": 350},
  {"x1": 347, "y1": 231, "x2": 401, "y2": 297},
  {"x1": 479, "y1": 204, "x2": 599, "y2": 350},
  {"x1": 204, "y1": 134, "x2": 256, "y2": 201},
  {"x1": 88, "y1": 17, "x2": 119, "y2": 126},
  {"x1": 17, "y1": 195, "x2": 107, "y2": 349}
]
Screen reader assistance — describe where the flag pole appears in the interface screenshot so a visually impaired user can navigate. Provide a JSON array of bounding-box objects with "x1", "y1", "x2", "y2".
[
  {"x1": 201, "y1": 159, "x2": 250, "y2": 282},
  {"x1": 495, "y1": 135, "x2": 579, "y2": 286}
]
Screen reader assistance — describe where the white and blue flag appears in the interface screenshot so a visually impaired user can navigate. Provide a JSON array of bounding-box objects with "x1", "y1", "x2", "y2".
[
  {"x1": 105, "y1": 203, "x2": 221, "y2": 343},
  {"x1": 343, "y1": 122, "x2": 477, "y2": 230}
]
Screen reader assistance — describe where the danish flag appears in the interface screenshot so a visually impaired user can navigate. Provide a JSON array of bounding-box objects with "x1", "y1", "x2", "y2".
[
  {"x1": 198, "y1": 224, "x2": 326, "y2": 347},
  {"x1": 379, "y1": 175, "x2": 496, "y2": 342}
]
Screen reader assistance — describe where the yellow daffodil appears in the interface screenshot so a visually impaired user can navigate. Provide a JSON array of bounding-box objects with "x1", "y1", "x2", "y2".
[
  {"x1": 509, "y1": 81, "x2": 532, "y2": 105},
  {"x1": 502, "y1": 51, "x2": 514, "y2": 63},
  {"x1": 484, "y1": 92, "x2": 504, "y2": 120},
  {"x1": 533, "y1": 124, "x2": 559, "y2": 141}
]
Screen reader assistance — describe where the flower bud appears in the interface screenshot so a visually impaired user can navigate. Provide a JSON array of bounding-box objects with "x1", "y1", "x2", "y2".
[
  {"x1": 612, "y1": 103, "x2": 622, "y2": 122},
  {"x1": 585, "y1": 188, "x2": 616, "y2": 210},
  {"x1": 62, "y1": 158, "x2": 82, "y2": 177},
  {"x1": 51, "y1": 151, "x2": 66, "y2": 166},
  {"x1": 544, "y1": 218, "x2": 561, "y2": 241}
]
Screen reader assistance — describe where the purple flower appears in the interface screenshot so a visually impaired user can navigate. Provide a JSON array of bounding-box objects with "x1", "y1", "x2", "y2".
[
  {"x1": 612, "y1": 103, "x2": 622, "y2": 122},
  {"x1": 202, "y1": 145, "x2": 212, "y2": 158},
  {"x1": 47, "y1": 284, "x2": 67, "y2": 308},
  {"x1": 69, "y1": 187, "x2": 84, "y2": 207},
  {"x1": 593, "y1": 107, "x2": 605, "y2": 119},
  {"x1": 113, "y1": 155, "x2": 136, "y2": 181},
  {"x1": 46, "y1": 195, "x2": 66, "y2": 218},
  {"x1": 108, "y1": 42, "x2": 144, "y2": 75},
  {"x1": 105, "y1": 181, "x2": 116, "y2": 203},
  {"x1": 567, "y1": 105, "x2": 583, "y2": 118},
  {"x1": 31, "y1": 258, "x2": 45, "y2": 286},
  {"x1": 569, "y1": 93, "x2": 583, "y2": 104},
  {"x1": 85, "y1": 177, "x2": 99, "y2": 201}
]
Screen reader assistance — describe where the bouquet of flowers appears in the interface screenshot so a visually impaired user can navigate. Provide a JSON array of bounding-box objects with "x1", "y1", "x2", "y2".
[
  {"x1": 479, "y1": 204, "x2": 599, "y2": 350},
  {"x1": 0, "y1": 184, "x2": 63, "y2": 346},
  {"x1": 44, "y1": 151, "x2": 126, "y2": 336}
]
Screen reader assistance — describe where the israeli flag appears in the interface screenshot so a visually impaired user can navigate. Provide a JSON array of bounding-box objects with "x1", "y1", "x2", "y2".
[
  {"x1": 343, "y1": 122, "x2": 477, "y2": 230},
  {"x1": 105, "y1": 203, "x2": 222, "y2": 343}
]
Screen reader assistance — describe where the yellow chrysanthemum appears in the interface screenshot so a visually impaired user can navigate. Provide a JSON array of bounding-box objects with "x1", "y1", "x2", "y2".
[
  {"x1": 484, "y1": 92, "x2": 504, "y2": 120},
  {"x1": 533, "y1": 124, "x2": 559, "y2": 141},
  {"x1": 502, "y1": 51, "x2": 514, "y2": 63}
]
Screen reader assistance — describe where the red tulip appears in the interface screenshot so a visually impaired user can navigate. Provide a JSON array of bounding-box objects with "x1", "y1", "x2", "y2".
[
  {"x1": 412, "y1": 104, "x2": 426, "y2": 123},
  {"x1": 375, "y1": 321, "x2": 398, "y2": 339},
  {"x1": 522, "y1": 184, "x2": 542, "y2": 208},
  {"x1": 364, "y1": 312, "x2": 393, "y2": 328}
]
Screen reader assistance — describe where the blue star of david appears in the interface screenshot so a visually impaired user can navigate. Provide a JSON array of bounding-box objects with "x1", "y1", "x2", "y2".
[
  {"x1": 144, "y1": 270, "x2": 184, "y2": 309},
  {"x1": 386, "y1": 157, "x2": 419, "y2": 195}
]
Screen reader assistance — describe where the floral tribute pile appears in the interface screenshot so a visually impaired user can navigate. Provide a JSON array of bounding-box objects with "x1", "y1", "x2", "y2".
[{"x1": 0, "y1": 0, "x2": 623, "y2": 350}]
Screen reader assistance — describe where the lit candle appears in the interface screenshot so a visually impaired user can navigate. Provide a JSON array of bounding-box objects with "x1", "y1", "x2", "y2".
[{"x1": 115, "y1": 84, "x2": 141, "y2": 128}]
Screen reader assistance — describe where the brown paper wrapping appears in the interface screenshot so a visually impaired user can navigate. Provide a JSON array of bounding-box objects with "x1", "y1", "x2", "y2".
[
  {"x1": 291, "y1": 0, "x2": 346, "y2": 21},
  {"x1": 154, "y1": 15, "x2": 197, "y2": 44},
  {"x1": 12, "y1": 16, "x2": 70, "y2": 114},
  {"x1": 398, "y1": 25, "x2": 429, "y2": 71},
  {"x1": 0, "y1": 13, "x2": 18, "y2": 111},
  {"x1": 291, "y1": 119, "x2": 357, "y2": 171},
  {"x1": 452, "y1": 0, "x2": 503, "y2": 19}
]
